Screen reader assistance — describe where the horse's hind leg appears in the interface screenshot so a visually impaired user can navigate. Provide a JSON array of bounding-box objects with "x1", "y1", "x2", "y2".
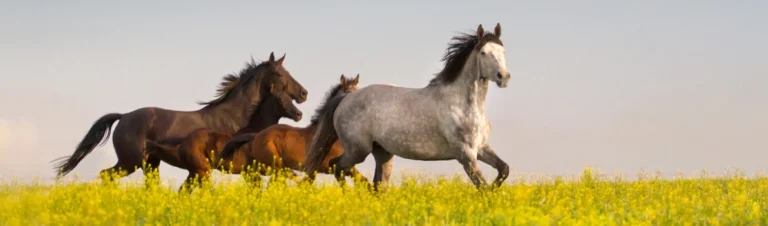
[
  {"x1": 101, "y1": 120, "x2": 149, "y2": 182},
  {"x1": 99, "y1": 162, "x2": 138, "y2": 182},
  {"x1": 478, "y1": 145, "x2": 509, "y2": 187},
  {"x1": 329, "y1": 141, "x2": 371, "y2": 187},
  {"x1": 371, "y1": 144, "x2": 393, "y2": 191},
  {"x1": 142, "y1": 154, "x2": 162, "y2": 186},
  {"x1": 99, "y1": 143, "x2": 143, "y2": 182}
]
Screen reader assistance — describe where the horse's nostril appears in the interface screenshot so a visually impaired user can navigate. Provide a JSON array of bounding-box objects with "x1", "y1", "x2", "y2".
[
  {"x1": 301, "y1": 91, "x2": 307, "y2": 97},
  {"x1": 297, "y1": 112, "x2": 303, "y2": 117},
  {"x1": 496, "y1": 72, "x2": 503, "y2": 79}
]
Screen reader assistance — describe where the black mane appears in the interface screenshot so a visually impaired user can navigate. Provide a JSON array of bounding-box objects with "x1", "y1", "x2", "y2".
[
  {"x1": 429, "y1": 31, "x2": 503, "y2": 86},
  {"x1": 197, "y1": 59, "x2": 269, "y2": 107},
  {"x1": 310, "y1": 83, "x2": 347, "y2": 125}
]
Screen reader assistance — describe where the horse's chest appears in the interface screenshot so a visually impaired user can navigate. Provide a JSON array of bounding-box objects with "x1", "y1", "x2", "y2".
[{"x1": 441, "y1": 106, "x2": 487, "y2": 148}]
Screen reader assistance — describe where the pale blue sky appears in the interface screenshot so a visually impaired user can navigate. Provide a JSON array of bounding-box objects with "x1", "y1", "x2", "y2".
[{"x1": 1, "y1": 1, "x2": 766, "y2": 184}]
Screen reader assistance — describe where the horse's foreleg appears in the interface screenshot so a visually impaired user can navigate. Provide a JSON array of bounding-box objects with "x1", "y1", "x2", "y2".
[
  {"x1": 457, "y1": 150, "x2": 488, "y2": 188},
  {"x1": 347, "y1": 167, "x2": 370, "y2": 188},
  {"x1": 478, "y1": 145, "x2": 509, "y2": 187}
]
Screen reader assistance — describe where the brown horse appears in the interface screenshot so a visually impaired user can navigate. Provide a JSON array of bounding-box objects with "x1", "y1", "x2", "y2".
[
  {"x1": 145, "y1": 84, "x2": 303, "y2": 169},
  {"x1": 53, "y1": 52, "x2": 308, "y2": 181},
  {"x1": 217, "y1": 74, "x2": 367, "y2": 186},
  {"x1": 145, "y1": 83, "x2": 303, "y2": 190}
]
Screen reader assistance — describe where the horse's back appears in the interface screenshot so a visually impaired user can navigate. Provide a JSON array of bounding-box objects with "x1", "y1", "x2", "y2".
[
  {"x1": 111, "y1": 107, "x2": 156, "y2": 137},
  {"x1": 114, "y1": 107, "x2": 204, "y2": 141},
  {"x1": 337, "y1": 84, "x2": 421, "y2": 115},
  {"x1": 337, "y1": 84, "x2": 433, "y2": 126}
]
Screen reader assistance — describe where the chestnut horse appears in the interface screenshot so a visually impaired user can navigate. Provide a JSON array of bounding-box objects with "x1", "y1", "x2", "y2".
[
  {"x1": 53, "y1": 53, "x2": 309, "y2": 181},
  {"x1": 217, "y1": 74, "x2": 366, "y2": 186},
  {"x1": 145, "y1": 83, "x2": 303, "y2": 191}
]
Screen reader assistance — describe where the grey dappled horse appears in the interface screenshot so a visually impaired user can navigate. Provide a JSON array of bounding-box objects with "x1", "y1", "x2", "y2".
[{"x1": 304, "y1": 24, "x2": 511, "y2": 190}]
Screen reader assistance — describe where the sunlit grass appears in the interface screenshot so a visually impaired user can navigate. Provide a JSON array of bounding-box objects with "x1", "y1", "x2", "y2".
[{"x1": 1, "y1": 168, "x2": 767, "y2": 225}]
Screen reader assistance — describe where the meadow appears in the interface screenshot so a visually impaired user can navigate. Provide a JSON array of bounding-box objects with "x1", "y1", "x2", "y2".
[{"x1": 1, "y1": 168, "x2": 767, "y2": 225}]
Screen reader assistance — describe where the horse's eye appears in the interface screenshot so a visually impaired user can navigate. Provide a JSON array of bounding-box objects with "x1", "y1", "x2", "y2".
[{"x1": 481, "y1": 52, "x2": 486, "y2": 55}]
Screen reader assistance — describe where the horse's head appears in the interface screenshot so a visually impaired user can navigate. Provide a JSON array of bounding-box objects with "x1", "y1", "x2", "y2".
[
  {"x1": 473, "y1": 23, "x2": 510, "y2": 88},
  {"x1": 308, "y1": 74, "x2": 362, "y2": 125},
  {"x1": 262, "y1": 52, "x2": 309, "y2": 103},
  {"x1": 339, "y1": 74, "x2": 361, "y2": 94},
  {"x1": 268, "y1": 81, "x2": 303, "y2": 122}
]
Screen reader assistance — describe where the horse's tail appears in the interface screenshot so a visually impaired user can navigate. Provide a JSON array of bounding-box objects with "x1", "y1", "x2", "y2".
[
  {"x1": 53, "y1": 113, "x2": 122, "y2": 177},
  {"x1": 218, "y1": 133, "x2": 256, "y2": 162},
  {"x1": 303, "y1": 95, "x2": 346, "y2": 175}
]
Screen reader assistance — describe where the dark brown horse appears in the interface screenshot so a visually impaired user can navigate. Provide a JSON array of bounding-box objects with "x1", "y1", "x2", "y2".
[
  {"x1": 218, "y1": 75, "x2": 366, "y2": 186},
  {"x1": 145, "y1": 78, "x2": 306, "y2": 169},
  {"x1": 145, "y1": 83, "x2": 303, "y2": 190},
  {"x1": 53, "y1": 52, "x2": 308, "y2": 181}
]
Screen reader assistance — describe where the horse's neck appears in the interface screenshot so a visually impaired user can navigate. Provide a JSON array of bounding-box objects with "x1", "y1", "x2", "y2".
[
  {"x1": 238, "y1": 97, "x2": 283, "y2": 134},
  {"x1": 434, "y1": 66, "x2": 489, "y2": 114},
  {"x1": 200, "y1": 80, "x2": 265, "y2": 132}
]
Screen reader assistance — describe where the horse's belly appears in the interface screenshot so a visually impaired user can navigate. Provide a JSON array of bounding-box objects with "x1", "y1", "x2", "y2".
[{"x1": 378, "y1": 139, "x2": 456, "y2": 161}]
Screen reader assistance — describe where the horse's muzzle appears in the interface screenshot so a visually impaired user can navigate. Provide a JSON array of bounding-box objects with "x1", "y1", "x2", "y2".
[
  {"x1": 496, "y1": 80, "x2": 508, "y2": 88},
  {"x1": 293, "y1": 111, "x2": 303, "y2": 122}
]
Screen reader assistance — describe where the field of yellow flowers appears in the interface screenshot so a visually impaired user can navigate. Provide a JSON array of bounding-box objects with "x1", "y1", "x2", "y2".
[{"x1": 1, "y1": 168, "x2": 767, "y2": 225}]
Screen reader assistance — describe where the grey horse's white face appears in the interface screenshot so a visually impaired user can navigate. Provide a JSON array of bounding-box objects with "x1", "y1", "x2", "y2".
[{"x1": 477, "y1": 42, "x2": 510, "y2": 88}]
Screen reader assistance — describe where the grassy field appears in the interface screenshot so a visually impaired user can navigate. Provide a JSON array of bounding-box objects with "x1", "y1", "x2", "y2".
[{"x1": 1, "y1": 168, "x2": 767, "y2": 225}]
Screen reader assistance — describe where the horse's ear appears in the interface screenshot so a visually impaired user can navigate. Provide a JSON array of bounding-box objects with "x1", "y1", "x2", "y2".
[
  {"x1": 340, "y1": 74, "x2": 347, "y2": 86},
  {"x1": 268, "y1": 52, "x2": 276, "y2": 64},
  {"x1": 352, "y1": 74, "x2": 360, "y2": 85},
  {"x1": 476, "y1": 24, "x2": 485, "y2": 38},
  {"x1": 277, "y1": 53, "x2": 286, "y2": 65},
  {"x1": 493, "y1": 23, "x2": 501, "y2": 38}
]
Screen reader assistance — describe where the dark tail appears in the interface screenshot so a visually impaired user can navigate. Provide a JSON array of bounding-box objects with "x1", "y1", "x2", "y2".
[
  {"x1": 303, "y1": 95, "x2": 346, "y2": 174},
  {"x1": 218, "y1": 133, "x2": 257, "y2": 162},
  {"x1": 53, "y1": 113, "x2": 122, "y2": 177}
]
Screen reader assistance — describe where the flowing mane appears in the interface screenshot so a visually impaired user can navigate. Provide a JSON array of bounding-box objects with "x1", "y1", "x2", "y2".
[
  {"x1": 310, "y1": 83, "x2": 346, "y2": 125},
  {"x1": 197, "y1": 59, "x2": 268, "y2": 107},
  {"x1": 429, "y1": 31, "x2": 503, "y2": 86}
]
